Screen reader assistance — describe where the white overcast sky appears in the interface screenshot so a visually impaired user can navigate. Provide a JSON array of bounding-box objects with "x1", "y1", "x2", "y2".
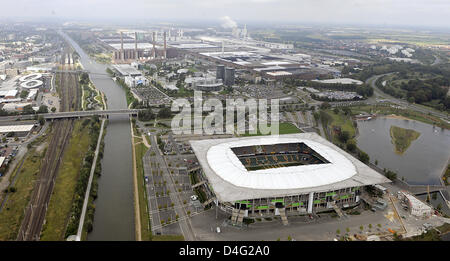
[{"x1": 2, "y1": 0, "x2": 449, "y2": 28}]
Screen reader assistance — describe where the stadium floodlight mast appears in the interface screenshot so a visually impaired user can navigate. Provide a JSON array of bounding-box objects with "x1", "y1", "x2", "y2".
[{"x1": 171, "y1": 91, "x2": 280, "y2": 135}]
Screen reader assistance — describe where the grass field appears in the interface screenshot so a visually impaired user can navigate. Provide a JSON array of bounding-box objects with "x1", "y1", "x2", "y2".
[
  {"x1": 0, "y1": 130, "x2": 50, "y2": 240},
  {"x1": 389, "y1": 125, "x2": 421, "y2": 155},
  {"x1": 241, "y1": 122, "x2": 302, "y2": 136},
  {"x1": 326, "y1": 110, "x2": 356, "y2": 136},
  {"x1": 350, "y1": 104, "x2": 450, "y2": 129},
  {"x1": 134, "y1": 135, "x2": 152, "y2": 241},
  {"x1": 40, "y1": 120, "x2": 91, "y2": 241},
  {"x1": 322, "y1": 110, "x2": 357, "y2": 144},
  {"x1": 152, "y1": 234, "x2": 185, "y2": 241}
]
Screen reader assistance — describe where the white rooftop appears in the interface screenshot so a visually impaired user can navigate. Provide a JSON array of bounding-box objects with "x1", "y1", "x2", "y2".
[
  {"x1": 0, "y1": 124, "x2": 34, "y2": 133},
  {"x1": 312, "y1": 78, "x2": 363, "y2": 85},
  {"x1": 190, "y1": 133, "x2": 390, "y2": 202}
]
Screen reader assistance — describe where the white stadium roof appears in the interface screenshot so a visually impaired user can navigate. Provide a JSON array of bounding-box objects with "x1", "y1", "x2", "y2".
[
  {"x1": 19, "y1": 73, "x2": 42, "y2": 82},
  {"x1": 190, "y1": 133, "x2": 390, "y2": 202},
  {"x1": 20, "y1": 79, "x2": 43, "y2": 89}
]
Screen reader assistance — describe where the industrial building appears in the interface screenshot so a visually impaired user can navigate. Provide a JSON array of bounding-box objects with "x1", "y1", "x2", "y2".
[
  {"x1": 0, "y1": 124, "x2": 34, "y2": 136},
  {"x1": 398, "y1": 191, "x2": 434, "y2": 219},
  {"x1": 185, "y1": 77, "x2": 223, "y2": 92},
  {"x1": 216, "y1": 65, "x2": 225, "y2": 82},
  {"x1": 112, "y1": 64, "x2": 142, "y2": 77},
  {"x1": 111, "y1": 31, "x2": 177, "y2": 63},
  {"x1": 124, "y1": 75, "x2": 148, "y2": 88},
  {"x1": 194, "y1": 78, "x2": 223, "y2": 92},
  {"x1": 224, "y1": 67, "x2": 235, "y2": 86},
  {"x1": 189, "y1": 133, "x2": 390, "y2": 225}
]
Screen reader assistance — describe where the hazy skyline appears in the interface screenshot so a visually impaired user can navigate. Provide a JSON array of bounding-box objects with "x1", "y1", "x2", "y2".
[{"x1": 1, "y1": 0, "x2": 449, "y2": 29}]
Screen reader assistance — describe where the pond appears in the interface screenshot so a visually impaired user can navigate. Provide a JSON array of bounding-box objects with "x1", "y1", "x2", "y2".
[{"x1": 356, "y1": 117, "x2": 450, "y2": 185}]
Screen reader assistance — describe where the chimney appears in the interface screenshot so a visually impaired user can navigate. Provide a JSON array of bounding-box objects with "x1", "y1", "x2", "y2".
[
  {"x1": 120, "y1": 31, "x2": 124, "y2": 61},
  {"x1": 152, "y1": 32, "x2": 156, "y2": 59},
  {"x1": 163, "y1": 31, "x2": 167, "y2": 59},
  {"x1": 134, "y1": 32, "x2": 138, "y2": 60}
]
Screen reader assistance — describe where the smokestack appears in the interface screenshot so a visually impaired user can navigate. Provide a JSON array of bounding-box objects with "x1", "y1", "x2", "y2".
[
  {"x1": 120, "y1": 31, "x2": 124, "y2": 61},
  {"x1": 163, "y1": 31, "x2": 167, "y2": 59},
  {"x1": 152, "y1": 32, "x2": 156, "y2": 59},
  {"x1": 134, "y1": 32, "x2": 138, "y2": 60},
  {"x1": 222, "y1": 41, "x2": 224, "y2": 55}
]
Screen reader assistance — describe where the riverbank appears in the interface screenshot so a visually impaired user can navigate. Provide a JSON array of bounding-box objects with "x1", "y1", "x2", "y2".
[{"x1": 131, "y1": 120, "x2": 153, "y2": 240}]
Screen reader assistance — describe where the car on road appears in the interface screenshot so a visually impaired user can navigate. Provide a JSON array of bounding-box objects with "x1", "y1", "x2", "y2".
[{"x1": 216, "y1": 227, "x2": 221, "y2": 233}]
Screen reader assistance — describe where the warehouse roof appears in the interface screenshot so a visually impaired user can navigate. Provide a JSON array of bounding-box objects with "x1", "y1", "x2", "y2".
[
  {"x1": 190, "y1": 133, "x2": 390, "y2": 202},
  {"x1": 0, "y1": 124, "x2": 34, "y2": 133}
]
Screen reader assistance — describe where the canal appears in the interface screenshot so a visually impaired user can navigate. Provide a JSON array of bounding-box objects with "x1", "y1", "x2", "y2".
[
  {"x1": 60, "y1": 31, "x2": 135, "y2": 240},
  {"x1": 356, "y1": 117, "x2": 450, "y2": 185}
]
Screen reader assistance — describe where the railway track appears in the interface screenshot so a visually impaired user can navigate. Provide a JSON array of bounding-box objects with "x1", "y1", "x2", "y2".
[{"x1": 17, "y1": 49, "x2": 80, "y2": 241}]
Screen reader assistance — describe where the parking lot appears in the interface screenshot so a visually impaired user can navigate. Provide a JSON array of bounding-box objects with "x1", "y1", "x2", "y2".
[{"x1": 143, "y1": 135, "x2": 202, "y2": 238}]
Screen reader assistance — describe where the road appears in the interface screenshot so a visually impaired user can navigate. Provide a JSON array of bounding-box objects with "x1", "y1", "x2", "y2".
[{"x1": 148, "y1": 133, "x2": 196, "y2": 241}]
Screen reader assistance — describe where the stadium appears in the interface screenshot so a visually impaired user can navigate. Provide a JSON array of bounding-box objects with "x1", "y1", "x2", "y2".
[{"x1": 189, "y1": 133, "x2": 390, "y2": 225}]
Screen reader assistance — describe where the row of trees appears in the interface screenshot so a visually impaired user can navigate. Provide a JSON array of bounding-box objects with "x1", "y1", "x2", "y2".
[{"x1": 65, "y1": 117, "x2": 104, "y2": 237}]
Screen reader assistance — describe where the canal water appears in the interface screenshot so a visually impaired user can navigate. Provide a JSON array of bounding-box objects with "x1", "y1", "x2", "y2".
[
  {"x1": 61, "y1": 32, "x2": 135, "y2": 240},
  {"x1": 356, "y1": 117, "x2": 450, "y2": 185}
]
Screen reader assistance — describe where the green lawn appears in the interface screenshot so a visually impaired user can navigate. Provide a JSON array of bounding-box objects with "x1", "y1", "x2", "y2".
[
  {"x1": 241, "y1": 122, "x2": 302, "y2": 136},
  {"x1": 350, "y1": 104, "x2": 450, "y2": 129},
  {"x1": 152, "y1": 234, "x2": 185, "y2": 241},
  {"x1": 133, "y1": 135, "x2": 152, "y2": 241},
  {"x1": 326, "y1": 110, "x2": 356, "y2": 137},
  {"x1": 40, "y1": 120, "x2": 91, "y2": 241}
]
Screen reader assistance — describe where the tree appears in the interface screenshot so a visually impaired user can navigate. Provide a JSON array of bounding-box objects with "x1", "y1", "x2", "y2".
[
  {"x1": 338, "y1": 130, "x2": 350, "y2": 143},
  {"x1": 384, "y1": 170, "x2": 397, "y2": 181},
  {"x1": 22, "y1": 104, "x2": 35, "y2": 115},
  {"x1": 20, "y1": 90, "x2": 29, "y2": 99},
  {"x1": 37, "y1": 105, "x2": 48, "y2": 114},
  {"x1": 320, "y1": 102, "x2": 331, "y2": 110},
  {"x1": 333, "y1": 108, "x2": 340, "y2": 114},
  {"x1": 80, "y1": 72, "x2": 89, "y2": 85},
  {"x1": 346, "y1": 139, "x2": 356, "y2": 152},
  {"x1": 38, "y1": 115, "x2": 45, "y2": 126},
  {"x1": 157, "y1": 107, "x2": 172, "y2": 118},
  {"x1": 51, "y1": 107, "x2": 56, "y2": 112},
  {"x1": 358, "y1": 151, "x2": 370, "y2": 163},
  {"x1": 342, "y1": 107, "x2": 351, "y2": 115}
]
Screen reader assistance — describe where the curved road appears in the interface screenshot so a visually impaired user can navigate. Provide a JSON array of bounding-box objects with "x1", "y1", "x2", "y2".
[{"x1": 366, "y1": 74, "x2": 450, "y2": 121}]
